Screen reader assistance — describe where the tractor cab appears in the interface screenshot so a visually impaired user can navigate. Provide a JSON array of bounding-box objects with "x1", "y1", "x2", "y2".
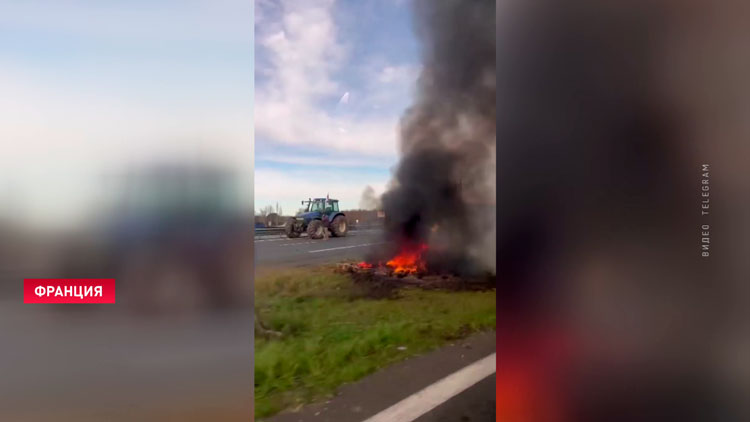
[{"x1": 299, "y1": 198, "x2": 339, "y2": 218}]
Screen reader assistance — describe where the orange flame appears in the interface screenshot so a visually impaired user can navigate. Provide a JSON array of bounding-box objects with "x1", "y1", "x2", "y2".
[
  {"x1": 357, "y1": 261, "x2": 373, "y2": 269},
  {"x1": 386, "y1": 243, "x2": 428, "y2": 275}
]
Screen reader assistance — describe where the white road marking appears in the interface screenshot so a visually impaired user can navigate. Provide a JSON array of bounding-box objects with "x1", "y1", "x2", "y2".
[
  {"x1": 279, "y1": 241, "x2": 321, "y2": 246},
  {"x1": 254, "y1": 237, "x2": 288, "y2": 242},
  {"x1": 307, "y1": 242, "x2": 384, "y2": 253},
  {"x1": 362, "y1": 353, "x2": 496, "y2": 422}
]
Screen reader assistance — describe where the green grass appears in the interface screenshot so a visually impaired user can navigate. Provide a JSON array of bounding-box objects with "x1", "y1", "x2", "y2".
[{"x1": 254, "y1": 266, "x2": 496, "y2": 419}]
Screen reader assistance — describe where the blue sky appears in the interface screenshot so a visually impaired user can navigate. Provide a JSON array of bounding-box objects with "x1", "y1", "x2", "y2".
[
  {"x1": 0, "y1": 1, "x2": 253, "y2": 227},
  {"x1": 254, "y1": 0, "x2": 420, "y2": 214}
]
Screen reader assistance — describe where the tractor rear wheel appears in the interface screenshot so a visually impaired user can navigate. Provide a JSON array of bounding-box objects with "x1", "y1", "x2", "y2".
[
  {"x1": 285, "y1": 218, "x2": 300, "y2": 238},
  {"x1": 330, "y1": 215, "x2": 348, "y2": 237},
  {"x1": 307, "y1": 219, "x2": 325, "y2": 239}
]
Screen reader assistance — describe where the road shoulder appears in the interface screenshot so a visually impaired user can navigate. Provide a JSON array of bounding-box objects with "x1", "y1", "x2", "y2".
[{"x1": 264, "y1": 330, "x2": 496, "y2": 422}]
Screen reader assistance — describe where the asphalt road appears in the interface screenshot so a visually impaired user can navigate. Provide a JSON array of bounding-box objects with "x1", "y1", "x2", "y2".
[
  {"x1": 413, "y1": 375, "x2": 496, "y2": 422},
  {"x1": 255, "y1": 229, "x2": 387, "y2": 268}
]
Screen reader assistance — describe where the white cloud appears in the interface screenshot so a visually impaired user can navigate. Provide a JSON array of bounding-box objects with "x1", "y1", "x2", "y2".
[
  {"x1": 255, "y1": 0, "x2": 415, "y2": 158},
  {"x1": 257, "y1": 153, "x2": 396, "y2": 169},
  {"x1": 376, "y1": 65, "x2": 420, "y2": 85},
  {"x1": 363, "y1": 63, "x2": 421, "y2": 109}
]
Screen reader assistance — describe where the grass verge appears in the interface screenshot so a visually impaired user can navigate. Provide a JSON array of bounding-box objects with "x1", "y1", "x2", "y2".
[{"x1": 254, "y1": 266, "x2": 496, "y2": 419}]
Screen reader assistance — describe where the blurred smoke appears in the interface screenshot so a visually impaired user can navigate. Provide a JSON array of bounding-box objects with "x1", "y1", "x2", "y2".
[
  {"x1": 380, "y1": 0, "x2": 496, "y2": 274},
  {"x1": 358, "y1": 185, "x2": 381, "y2": 210},
  {"x1": 497, "y1": 0, "x2": 750, "y2": 420}
]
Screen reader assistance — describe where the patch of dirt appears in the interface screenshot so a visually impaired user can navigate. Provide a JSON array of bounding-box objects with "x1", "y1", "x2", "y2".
[
  {"x1": 348, "y1": 273, "x2": 403, "y2": 300},
  {"x1": 443, "y1": 324, "x2": 473, "y2": 341}
]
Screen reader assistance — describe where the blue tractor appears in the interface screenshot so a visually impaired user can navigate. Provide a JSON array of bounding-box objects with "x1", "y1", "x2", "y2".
[{"x1": 285, "y1": 197, "x2": 348, "y2": 239}]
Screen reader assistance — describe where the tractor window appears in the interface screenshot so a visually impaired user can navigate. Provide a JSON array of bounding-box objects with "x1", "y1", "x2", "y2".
[
  {"x1": 310, "y1": 200, "x2": 324, "y2": 212},
  {"x1": 332, "y1": 202, "x2": 339, "y2": 212}
]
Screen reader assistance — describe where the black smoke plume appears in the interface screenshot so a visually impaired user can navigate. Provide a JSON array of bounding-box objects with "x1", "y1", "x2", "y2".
[{"x1": 380, "y1": 0, "x2": 496, "y2": 274}]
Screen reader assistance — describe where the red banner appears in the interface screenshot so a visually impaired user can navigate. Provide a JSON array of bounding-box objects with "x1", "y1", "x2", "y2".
[{"x1": 24, "y1": 279, "x2": 116, "y2": 304}]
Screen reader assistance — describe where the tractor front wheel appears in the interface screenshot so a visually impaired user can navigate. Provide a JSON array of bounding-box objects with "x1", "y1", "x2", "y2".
[
  {"x1": 330, "y1": 215, "x2": 348, "y2": 237},
  {"x1": 307, "y1": 219, "x2": 325, "y2": 239},
  {"x1": 285, "y1": 218, "x2": 300, "y2": 238}
]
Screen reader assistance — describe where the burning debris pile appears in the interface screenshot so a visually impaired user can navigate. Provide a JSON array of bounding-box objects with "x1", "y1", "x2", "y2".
[
  {"x1": 338, "y1": 240, "x2": 493, "y2": 296},
  {"x1": 336, "y1": 251, "x2": 494, "y2": 295},
  {"x1": 339, "y1": 242, "x2": 429, "y2": 279},
  {"x1": 381, "y1": 242, "x2": 428, "y2": 276},
  {"x1": 356, "y1": 0, "x2": 496, "y2": 281}
]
